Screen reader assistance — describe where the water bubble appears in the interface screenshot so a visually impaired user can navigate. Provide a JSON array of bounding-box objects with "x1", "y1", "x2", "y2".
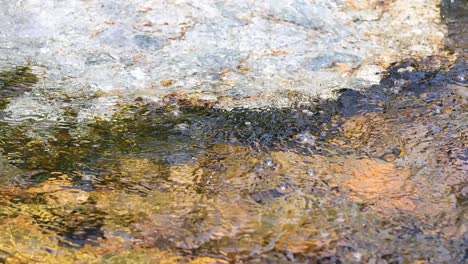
[
  {"x1": 394, "y1": 79, "x2": 406, "y2": 87},
  {"x1": 456, "y1": 73, "x2": 465, "y2": 82},
  {"x1": 353, "y1": 252, "x2": 363, "y2": 261},
  {"x1": 276, "y1": 182, "x2": 293, "y2": 194},
  {"x1": 82, "y1": 174, "x2": 96, "y2": 182},
  {"x1": 256, "y1": 164, "x2": 265, "y2": 172},
  {"x1": 295, "y1": 132, "x2": 316, "y2": 145},
  {"x1": 264, "y1": 158, "x2": 275, "y2": 167},
  {"x1": 301, "y1": 109, "x2": 314, "y2": 116},
  {"x1": 171, "y1": 109, "x2": 181, "y2": 117},
  {"x1": 390, "y1": 86, "x2": 402, "y2": 94},
  {"x1": 277, "y1": 183, "x2": 288, "y2": 191},
  {"x1": 174, "y1": 123, "x2": 189, "y2": 131},
  {"x1": 336, "y1": 214, "x2": 345, "y2": 223}
]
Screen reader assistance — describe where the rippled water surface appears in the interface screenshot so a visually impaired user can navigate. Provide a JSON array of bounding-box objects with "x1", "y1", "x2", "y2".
[
  {"x1": 0, "y1": 3, "x2": 466, "y2": 264},
  {"x1": 0, "y1": 56, "x2": 465, "y2": 263}
]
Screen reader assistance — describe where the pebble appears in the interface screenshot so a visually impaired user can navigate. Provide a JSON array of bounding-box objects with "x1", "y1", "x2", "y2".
[{"x1": 382, "y1": 153, "x2": 397, "y2": 162}]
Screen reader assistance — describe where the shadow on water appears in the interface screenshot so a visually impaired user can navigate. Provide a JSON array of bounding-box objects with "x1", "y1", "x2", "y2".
[{"x1": 0, "y1": 1, "x2": 465, "y2": 262}]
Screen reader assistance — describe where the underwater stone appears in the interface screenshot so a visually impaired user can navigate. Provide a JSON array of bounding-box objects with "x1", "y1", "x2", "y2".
[
  {"x1": 0, "y1": 156, "x2": 23, "y2": 185},
  {"x1": 0, "y1": 0, "x2": 447, "y2": 122}
]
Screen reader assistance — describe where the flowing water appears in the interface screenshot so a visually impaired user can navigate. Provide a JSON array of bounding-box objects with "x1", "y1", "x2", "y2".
[{"x1": 0, "y1": 2, "x2": 466, "y2": 264}]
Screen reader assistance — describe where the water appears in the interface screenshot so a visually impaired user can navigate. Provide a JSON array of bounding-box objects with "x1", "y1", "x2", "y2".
[
  {"x1": 0, "y1": 56, "x2": 465, "y2": 263},
  {"x1": 0, "y1": 2, "x2": 466, "y2": 264}
]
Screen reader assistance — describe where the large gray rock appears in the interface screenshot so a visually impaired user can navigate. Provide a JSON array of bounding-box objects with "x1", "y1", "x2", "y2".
[{"x1": 0, "y1": 0, "x2": 446, "y2": 121}]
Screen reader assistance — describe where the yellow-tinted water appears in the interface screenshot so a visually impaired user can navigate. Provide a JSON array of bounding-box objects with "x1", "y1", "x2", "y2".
[{"x1": 0, "y1": 52, "x2": 466, "y2": 263}]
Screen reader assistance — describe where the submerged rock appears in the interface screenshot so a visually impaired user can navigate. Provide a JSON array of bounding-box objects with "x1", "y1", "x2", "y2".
[
  {"x1": 0, "y1": 0, "x2": 447, "y2": 122},
  {"x1": 0, "y1": 155, "x2": 23, "y2": 185}
]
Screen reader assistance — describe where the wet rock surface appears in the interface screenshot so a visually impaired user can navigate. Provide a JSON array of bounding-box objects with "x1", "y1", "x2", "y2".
[
  {"x1": 0, "y1": 0, "x2": 447, "y2": 122},
  {"x1": 0, "y1": 156, "x2": 23, "y2": 185}
]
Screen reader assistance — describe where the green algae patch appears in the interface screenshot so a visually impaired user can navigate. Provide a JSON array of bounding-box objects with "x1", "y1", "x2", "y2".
[
  {"x1": 0, "y1": 67, "x2": 38, "y2": 110},
  {"x1": 0, "y1": 67, "x2": 38, "y2": 89}
]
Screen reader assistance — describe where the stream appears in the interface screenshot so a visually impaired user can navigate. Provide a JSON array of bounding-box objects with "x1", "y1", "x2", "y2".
[{"x1": 0, "y1": 1, "x2": 466, "y2": 263}]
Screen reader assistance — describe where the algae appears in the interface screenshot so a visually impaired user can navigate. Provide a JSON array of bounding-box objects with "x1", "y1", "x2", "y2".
[{"x1": 0, "y1": 67, "x2": 38, "y2": 110}]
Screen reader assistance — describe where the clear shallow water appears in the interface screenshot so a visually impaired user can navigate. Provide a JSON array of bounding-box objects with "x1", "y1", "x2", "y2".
[
  {"x1": 0, "y1": 55, "x2": 465, "y2": 263},
  {"x1": 0, "y1": 2, "x2": 466, "y2": 263}
]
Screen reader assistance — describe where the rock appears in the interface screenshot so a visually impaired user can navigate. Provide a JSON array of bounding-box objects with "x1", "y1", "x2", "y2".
[
  {"x1": 132, "y1": 34, "x2": 163, "y2": 49},
  {"x1": 25, "y1": 179, "x2": 90, "y2": 205},
  {"x1": 0, "y1": 155, "x2": 23, "y2": 185},
  {"x1": 0, "y1": 0, "x2": 447, "y2": 123},
  {"x1": 382, "y1": 153, "x2": 397, "y2": 162},
  {"x1": 45, "y1": 189, "x2": 90, "y2": 206}
]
